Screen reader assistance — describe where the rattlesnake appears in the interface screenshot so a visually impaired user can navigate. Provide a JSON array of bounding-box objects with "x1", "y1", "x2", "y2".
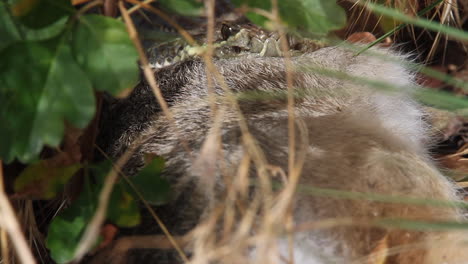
[{"x1": 147, "y1": 20, "x2": 328, "y2": 69}]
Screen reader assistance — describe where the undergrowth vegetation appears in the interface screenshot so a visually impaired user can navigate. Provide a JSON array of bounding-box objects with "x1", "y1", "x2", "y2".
[{"x1": 0, "y1": 0, "x2": 467, "y2": 263}]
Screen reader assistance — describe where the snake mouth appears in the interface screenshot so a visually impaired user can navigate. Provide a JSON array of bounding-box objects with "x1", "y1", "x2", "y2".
[{"x1": 148, "y1": 25, "x2": 327, "y2": 69}]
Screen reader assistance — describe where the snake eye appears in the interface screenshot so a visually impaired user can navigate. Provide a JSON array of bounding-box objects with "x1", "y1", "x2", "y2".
[{"x1": 221, "y1": 23, "x2": 239, "y2": 40}]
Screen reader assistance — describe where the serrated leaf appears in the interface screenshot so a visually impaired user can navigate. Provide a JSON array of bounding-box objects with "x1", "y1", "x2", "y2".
[
  {"x1": 232, "y1": 0, "x2": 346, "y2": 36},
  {"x1": 158, "y1": 0, "x2": 204, "y2": 16},
  {"x1": 14, "y1": 162, "x2": 81, "y2": 199},
  {"x1": 72, "y1": 15, "x2": 139, "y2": 96},
  {"x1": 124, "y1": 157, "x2": 171, "y2": 206},
  {"x1": 0, "y1": 38, "x2": 95, "y2": 163}
]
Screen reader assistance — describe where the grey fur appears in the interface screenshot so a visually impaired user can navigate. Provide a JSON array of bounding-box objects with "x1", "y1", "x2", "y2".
[{"x1": 96, "y1": 45, "x2": 467, "y2": 263}]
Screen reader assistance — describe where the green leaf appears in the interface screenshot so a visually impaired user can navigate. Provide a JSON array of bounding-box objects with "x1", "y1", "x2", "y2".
[
  {"x1": 232, "y1": 0, "x2": 346, "y2": 36},
  {"x1": 158, "y1": 0, "x2": 204, "y2": 16},
  {"x1": 9, "y1": 0, "x2": 73, "y2": 29},
  {"x1": 46, "y1": 177, "x2": 99, "y2": 264},
  {"x1": 0, "y1": 2, "x2": 22, "y2": 50},
  {"x1": 1, "y1": 0, "x2": 71, "y2": 50},
  {"x1": 0, "y1": 38, "x2": 95, "y2": 163},
  {"x1": 91, "y1": 162, "x2": 141, "y2": 228},
  {"x1": 124, "y1": 157, "x2": 171, "y2": 206},
  {"x1": 108, "y1": 184, "x2": 141, "y2": 227},
  {"x1": 46, "y1": 161, "x2": 143, "y2": 263},
  {"x1": 72, "y1": 15, "x2": 139, "y2": 95},
  {"x1": 21, "y1": 16, "x2": 69, "y2": 41},
  {"x1": 14, "y1": 162, "x2": 81, "y2": 199}
]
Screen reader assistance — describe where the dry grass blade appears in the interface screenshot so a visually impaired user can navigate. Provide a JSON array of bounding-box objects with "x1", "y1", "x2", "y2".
[
  {"x1": 76, "y1": 0, "x2": 104, "y2": 17},
  {"x1": 361, "y1": 1, "x2": 468, "y2": 42},
  {"x1": 111, "y1": 3, "x2": 191, "y2": 262},
  {"x1": 126, "y1": 0, "x2": 156, "y2": 15},
  {"x1": 439, "y1": 143, "x2": 468, "y2": 175},
  {"x1": 0, "y1": 161, "x2": 36, "y2": 264},
  {"x1": 177, "y1": 3, "x2": 297, "y2": 260},
  {"x1": 199, "y1": 6, "x2": 273, "y2": 199},
  {"x1": 72, "y1": 142, "x2": 137, "y2": 261},
  {"x1": 425, "y1": 0, "x2": 458, "y2": 62},
  {"x1": 72, "y1": 0, "x2": 93, "y2": 5},
  {"x1": 95, "y1": 145, "x2": 190, "y2": 262},
  {"x1": 1, "y1": 229, "x2": 9, "y2": 264},
  {"x1": 120, "y1": 0, "x2": 193, "y2": 157},
  {"x1": 269, "y1": 0, "x2": 297, "y2": 183},
  {"x1": 356, "y1": 0, "x2": 444, "y2": 55}
]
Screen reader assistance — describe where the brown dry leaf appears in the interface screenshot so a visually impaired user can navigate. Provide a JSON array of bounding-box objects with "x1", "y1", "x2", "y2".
[
  {"x1": 346, "y1": 32, "x2": 377, "y2": 44},
  {"x1": 418, "y1": 66, "x2": 447, "y2": 89},
  {"x1": 46, "y1": 124, "x2": 83, "y2": 167},
  {"x1": 12, "y1": 125, "x2": 83, "y2": 199},
  {"x1": 97, "y1": 224, "x2": 119, "y2": 250}
]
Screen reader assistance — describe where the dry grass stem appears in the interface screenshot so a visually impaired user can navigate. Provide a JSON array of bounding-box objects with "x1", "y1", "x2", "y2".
[
  {"x1": 182, "y1": 2, "x2": 317, "y2": 262},
  {"x1": 1, "y1": 228, "x2": 10, "y2": 264},
  {"x1": 120, "y1": 0, "x2": 193, "y2": 157},
  {"x1": 108, "y1": 14, "x2": 196, "y2": 258},
  {"x1": 113, "y1": 234, "x2": 191, "y2": 250},
  {"x1": 76, "y1": 0, "x2": 104, "y2": 17},
  {"x1": 72, "y1": 0, "x2": 92, "y2": 6},
  {"x1": 72, "y1": 141, "x2": 137, "y2": 261},
  {"x1": 126, "y1": 0, "x2": 156, "y2": 16},
  {"x1": 426, "y1": 0, "x2": 455, "y2": 62},
  {"x1": 0, "y1": 161, "x2": 36, "y2": 264}
]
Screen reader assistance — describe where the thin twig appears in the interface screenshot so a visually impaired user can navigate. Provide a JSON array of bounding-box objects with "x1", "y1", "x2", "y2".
[
  {"x1": 95, "y1": 145, "x2": 190, "y2": 262},
  {"x1": 103, "y1": 0, "x2": 118, "y2": 17},
  {"x1": 72, "y1": 144, "x2": 136, "y2": 261},
  {"x1": 118, "y1": 2, "x2": 192, "y2": 261},
  {"x1": 76, "y1": 0, "x2": 104, "y2": 17},
  {"x1": 72, "y1": 0, "x2": 92, "y2": 5},
  {"x1": 125, "y1": 0, "x2": 197, "y2": 45},
  {"x1": 126, "y1": 0, "x2": 155, "y2": 15},
  {"x1": 119, "y1": 0, "x2": 193, "y2": 156},
  {"x1": 356, "y1": 0, "x2": 445, "y2": 55},
  {"x1": 1, "y1": 227, "x2": 9, "y2": 263},
  {"x1": 269, "y1": 1, "x2": 301, "y2": 263}
]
